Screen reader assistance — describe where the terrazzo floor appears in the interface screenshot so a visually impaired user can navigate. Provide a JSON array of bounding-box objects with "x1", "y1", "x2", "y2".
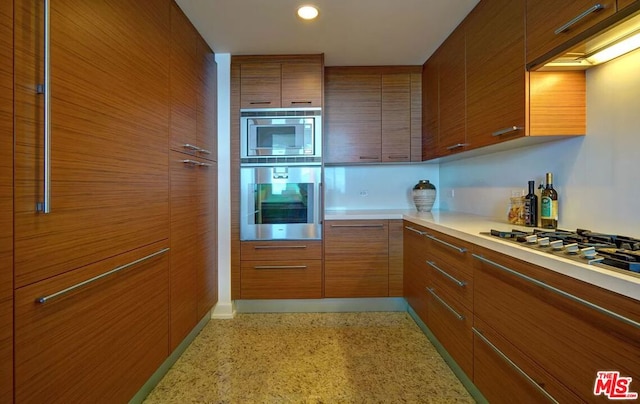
[{"x1": 143, "y1": 312, "x2": 476, "y2": 403}]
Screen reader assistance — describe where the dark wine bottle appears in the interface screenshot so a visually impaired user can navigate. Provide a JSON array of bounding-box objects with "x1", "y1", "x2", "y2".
[
  {"x1": 540, "y1": 173, "x2": 558, "y2": 229},
  {"x1": 524, "y1": 180, "x2": 538, "y2": 227}
]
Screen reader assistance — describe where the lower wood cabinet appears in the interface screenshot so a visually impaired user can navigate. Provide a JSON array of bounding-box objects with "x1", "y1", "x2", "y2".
[
  {"x1": 14, "y1": 244, "x2": 170, "y2": 403},
  {"x1": 240, "y1": 241, "x2": 322, "y2": 299},
  {"x1": 403, "y1": 223, "x2": 430, "y2": 323}
]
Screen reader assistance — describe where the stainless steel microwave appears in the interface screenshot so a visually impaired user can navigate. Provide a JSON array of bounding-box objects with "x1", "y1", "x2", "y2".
[{"x1": 240, "y1": 108, "x2": 322, "y2": 164}]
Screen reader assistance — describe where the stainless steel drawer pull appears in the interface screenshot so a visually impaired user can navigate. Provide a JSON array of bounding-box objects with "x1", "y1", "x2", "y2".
[
  {"x1": 426, "y1": 261, "x2": 467, "y2": 287},
  {"x1": 197, "y1": 148, "x2": 212, "y2": 155},
  {"x1": 424, "y1": 233, "x2": 467, "y2": 253},
  {"x1": 182, "y1": 159, "x2": 200, "y2": 166},
  {"x1": 387, "y1": 155, "x2": 409, "y2": 159},
  {"x1": 554, "y1": 4, "x2": 604, "y2": 35},
  {"x1": 37, "y1": 0, "x2": 52, "y2": 213},
  {"x1": 254, "y1": 265, "x2": 307, "y2": 270},
  {"x1": 472, "y1": 254, "x2": 640, "y2": 330},
  {"x1": 198, "y1": 162, "x2": 212, "y2": 167},
  {"x1": 330, "y1": 224, "x2": 385, "y2": 228},
  {"x1": 35, "y1": 248, "x2": 170, "y2": 304},
  {"x1": 404, "y1": 226, "x2": 427, "y2": 236},
  {"x1": 359, "y1": 156, "x2": 380, "y2": 160},
  {"x1": 290, "y1": 101, "x2": 312, "y2": 104},
  {"x1": 492, "y1": 126, "x2": 524, "y2": 137},
  {"x1": 254, "y1": 245, "x2": 308, "y2": 250},
  {"x1": 445, "y1": 143, "x2": 469, "y2": 150},
  {"x1": 249, "y1": 101, "x2": 271, "y2": 105},
  {"x1": 183, "y1": 144, "x2": 201, "y2": 151},
  {"x1": 473, "y1": 328, "x2": 559, "y2": 404},
  {"x1": 426, "y1": 288, "x2": 464, "y2": 321}
]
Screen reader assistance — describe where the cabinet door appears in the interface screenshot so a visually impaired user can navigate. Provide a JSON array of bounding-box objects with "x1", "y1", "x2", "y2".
[
  {"x1": 410, "y1": 72, "x2": 423, "y2": 162},
  {"x1": 474, "y1": 247, "x2": 640, "y2": 402},
  {"x1": 196, "y1": 38, "x2": 217, "y2": 161},
  {"x1": 281, "y1": 61, "x2": 323, "y2": 108},
  {"x1": 169, "y1": 152, "x2": 198, "y2": 351},
  {"x1": 526, "y1": 0, "x2": 616, "y2": 64},
  {"x1": 197, "y1": 160, "x2": 218, "y2": 318},
  {"x1": 388, "y1": 220, "x2": 404, "y2": 296},
  {"x1": 403, "y1": 223, "x2": 429, "y2": 323},
  {"x1": 421, "y1": 54, "x2": 439, "y2": 161},
  {"x1": 324, "y1": 220, "x2": 389, "y2": 297},
  {"x1": 438, "y1": 26, "x2": 467, "y2": 156},
  {"x1": 240, "y1": 62, "x2": 281, "y2": 109},
  {"x1": 324, "y1": 70, "x2": 382, "y2": 163},
  {"x1": 14, "y1": 246, "x2": 169, "y2": 403},
  {"x1": 14, "y1": 0, "x2": 170, "y2": 288},
  {"x1": 618, "y1": 0, "x2": 637, "y2": 9},
  {"x1": 169, "y1": 2, "x2": 198, "y2": 154},
  {"x1": 381, "y1": 73, "x2": 411, "y2": 162},
  {"x1": 240, "y1": 260, "x2": 322, "y2": 299},
  {"x1": 0, "y1": 0, "x2": 13, "y2": 399}
]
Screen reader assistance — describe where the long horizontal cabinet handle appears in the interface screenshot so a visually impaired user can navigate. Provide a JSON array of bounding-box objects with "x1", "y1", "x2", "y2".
[
  {"x1": 249, "y1": 101, "x2": 272, "y2": 105},
  {"x1": 424, "y1": 233, "x2": 467, "y2": 253},
  {"x1": 426, "y1": 261, "x2": 467, "y2": 287},
  {"x1": 182, "y1": 160, "x2": 211, "y2": 167},
  {"x1": 404, "y1": 225, "x2": 427, "y2": 235},
  {"x1": 183, "y1": 144, "x2": 212, "y2": 156},
  {"x1": 426, "y1": 287, "x2": 464, "y2": 321},
  {"x1": 289, "y1": 101, "x2": 312, "y2": 104},
  {"x1": 472, "y1": 328, "x2": 560, "y2": 404},
  {"x1": 36, "y1": 248, "x2": 170, "y2": 304},
  {"x1": 197, "y1": 148, "x2": 212, "y2": 155},
  {"x1": 386, "y1": 155, "x2": 409, "y2": 160},
  {"x1": 254, "y1": 245, "x2": 308, "y2": 249},
  {"x1": 445, "y1": 143, "x2": 469, "y2": 150},
  {"x1": 330, "y1": 224, "x2": 385, "y2": 228},
  {"x1": 492, "y1": 126, "x2": 524, "y2": 137},
  {"x1": 254, "y1": 265, "x2": 307, "y2": 270},
  {"x1": 554, "y1": 4, "x2": 604, "y2": 35},
  {"x1": 472, "y1": 254, "x2": 640, "y2": 330},
  {"x1": 358, "y1": 156, "x2": 380, "y2": 160}
]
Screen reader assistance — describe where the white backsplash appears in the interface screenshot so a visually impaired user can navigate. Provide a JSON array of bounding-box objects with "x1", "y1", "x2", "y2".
[
  {"x1": 439, "y1": 48, "x2": 640, "y2": 236},
  {"x1": 324, "y1": 163, "x2": 440, "y2": 210}
]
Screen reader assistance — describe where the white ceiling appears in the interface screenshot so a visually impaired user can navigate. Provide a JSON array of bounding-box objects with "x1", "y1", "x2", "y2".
[{"x1": 175, "y1": 0, "x2": 481, "y2": 66}]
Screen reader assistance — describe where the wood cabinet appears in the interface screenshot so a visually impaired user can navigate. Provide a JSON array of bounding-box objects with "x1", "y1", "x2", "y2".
[
  {"x1": 0, "y1": 0, "x2": 13, "y2": 400},
  {"x1": 421, "y1": 56, "x2": 439, "y2": 161},
  {"x1": 526, "y1": 0, "x2": 617, "y2": 65},
  {"x1": 403, "y1": 224, "x2": 430, "y2": 324},
  {"x1": 14, "y1": 245, "x2": 170, "y2": 404},
  {"x1": 473, "y1": 245, "x2": 640, "y2": 402},
  {"x1": 324, "y1": 220, "x2": 390, "y2": 297},
  {"x1": 410, "y1": 73, "x2": 423, "y2": 162},
  {"x1": 465, "y1": 0, "x2": 586, "y2": 152},
  {"x1": 324, "y1": 67, "x2": 422, "y2": 164},
  {"x1": 388, "y1": 220, "x2": 404, "y2": 296},
  {"x1": 239, "y1": 55, "x2": 323, "y2": 109},
  {"x1": 14, "y1": 0, "x2": 171, "y2": 288},
  {"x1": 618, "y1": 0, "x2": 638, "y2": 9},
  {"x1": 240, "y1": 241, "x2": 322, "y2": 299}
]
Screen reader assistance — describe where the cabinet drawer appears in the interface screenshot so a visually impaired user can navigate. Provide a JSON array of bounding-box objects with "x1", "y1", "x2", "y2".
[
  {"x1": 240, "y1": 260, "x2": 322, "y2": 299},
  {"x1": 325, "y1": 259, "x2": 389, "y2": 298},
  {"x1": 324, "y1": 220, "x2": 388, "y2": 259},
  {"x1": 426, "y1": 286, "x2": 473, "y2": 377},
  {"x1": 424, "y1": 229, "x2": 474, "y2": 277},
  {"x1": 426, "y1": 257, "x2": 473, "y2": 310},
  {"x1": 241, "y1": 240, "x2": 322, "y2": 261}
]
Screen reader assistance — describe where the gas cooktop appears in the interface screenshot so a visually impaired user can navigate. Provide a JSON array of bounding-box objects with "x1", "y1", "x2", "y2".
[{"x1": 483, "y1": 228, "x2": 640, "y2": 277}]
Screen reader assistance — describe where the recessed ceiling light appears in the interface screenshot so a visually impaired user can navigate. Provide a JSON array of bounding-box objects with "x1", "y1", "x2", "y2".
[{"x1": 297, "y1": 5, "x2": 319, "y2": 20}]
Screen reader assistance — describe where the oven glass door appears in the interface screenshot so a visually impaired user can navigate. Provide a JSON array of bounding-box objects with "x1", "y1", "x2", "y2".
[{"x1": 241, "y1": 165, "x2": 321, "y2": 240}]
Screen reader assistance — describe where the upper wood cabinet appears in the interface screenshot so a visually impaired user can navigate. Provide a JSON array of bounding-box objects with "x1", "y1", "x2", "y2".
[
  {"x1": 421, "y1": 56, "x2": 439, "y2": 161},
  {"x1": 526, "y1": 0, "x2": 617, "y2": 65},
  {"x1": 325, "y1": 66, "x2": 422, "y2": 164},
  {"x1": 238, "y1": 55, "x2": 323, "y2": 109},
  {"x1": 618, "y1": 0, "x2": 638, "y2": 10}
]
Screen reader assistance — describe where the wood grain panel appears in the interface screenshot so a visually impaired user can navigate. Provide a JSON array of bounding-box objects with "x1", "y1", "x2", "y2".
[
  {"x1": 474, "y1": 246, "x2": 640, "y2": 402},
  {"x1": 169, "y1": 151, "x2": 198, "y2": 351},
  {"x1": 240, "y1": 260, "x2": 322, "y2": 299},
  {"x1": 388, "y1": 220, "x2": 403, "y2": 296},
  {"x1": 196, "y1": 37, "x2": 217, "y2": 160},
  {"x1": 241, "y1": 240, "x2": 322, "y2": 261},
  {"x1": 169, "y1": 2, "x2": 198, "y2": 154},
  {"x1": 230, "y1": 62, "x2": 241, "y2": 299},
  {"x1": 526, "y1": 0, "x2": 616, "y2": 65},
  {"x1": 437, "y1": 26, "x2": 467, "y2": 156},
  {"x1": 381, "y1": 73, "x2": 411, "y2": 162},
  {"x1": 197, "y1": 160, "x2": 218, "y2": 318},
  {"x1": 324, "y1": 259, "x2": 389, "y2": 298},
  {"x1": 14, "y1": 0, "x2": 171, "y2": 287},
  {"x1": 403, "y1": 223, "x2": 430, "y2": 323},
  {"x1": 466, "y1": 0, "x2": 526, "y2": 150},
  {"x1": 410, "y1": 72, "x2": 423, "y2": 162},
  {"x1": 618, "y1": 0, "x2": 637, "y2": 10},
  {"x1": 421, "y1": 55, "x2": 439, "y2": 161},
  {"x1": 0, "y1": 0, "x2": 13, "y2": 400},
  {"x1": 240, "y1": 63, "x2": 281, "y2": 109},
  {"x1": 281, "y1": 60, "x2": 323, "y2": 107},
  {"x1": 14, "y1": 243, "x2": 169, "y2": 403},
  {"x1": 324, "y1": 70, "x2": 382, "y2": 163},
  {"x1": 529, "y1": 71, "x2": 586, "y2": 135}
]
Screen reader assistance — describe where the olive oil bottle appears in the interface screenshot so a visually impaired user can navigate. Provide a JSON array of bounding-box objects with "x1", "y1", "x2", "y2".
[{"x1": 540, "y1": 173, "x2": 558, "y2": 228}]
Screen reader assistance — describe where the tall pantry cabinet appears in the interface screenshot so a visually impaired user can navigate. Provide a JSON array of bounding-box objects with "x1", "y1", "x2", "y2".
[
  {"x1": 0, "y1": 1, "x2": 14, "y2": 401},
  {"x1": 9, "y1": 0, "x2": 218, "y2": 402}
]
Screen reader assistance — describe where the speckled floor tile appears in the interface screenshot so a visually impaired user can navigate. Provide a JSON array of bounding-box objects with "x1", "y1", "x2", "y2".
[{"x1": 143, "y1": 312, "x2": 476, "y2": 403}]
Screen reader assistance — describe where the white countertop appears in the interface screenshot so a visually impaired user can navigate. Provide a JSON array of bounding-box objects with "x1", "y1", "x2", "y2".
[{"x1": 325, "y1": 209, "x2": 640, "y2": 301}]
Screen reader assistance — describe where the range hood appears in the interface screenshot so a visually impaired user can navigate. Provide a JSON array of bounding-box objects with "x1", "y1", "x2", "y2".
[{"x1": 528, "y1": 3, "x2": 640, "y2": 71}]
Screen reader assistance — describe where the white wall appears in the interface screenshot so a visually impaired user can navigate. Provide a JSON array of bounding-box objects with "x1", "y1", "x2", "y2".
[
  {"x1": 439, "y1": 48, "x2": 640, "y2": 235},
  {"x1": 324, "y1": 163, "x2": 440, "y2": 210}
]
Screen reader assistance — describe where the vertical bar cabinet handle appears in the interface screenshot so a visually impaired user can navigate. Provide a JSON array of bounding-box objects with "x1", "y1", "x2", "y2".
[{"x1": 38, "y1": 0, "x2": 52, "y2": 213}]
